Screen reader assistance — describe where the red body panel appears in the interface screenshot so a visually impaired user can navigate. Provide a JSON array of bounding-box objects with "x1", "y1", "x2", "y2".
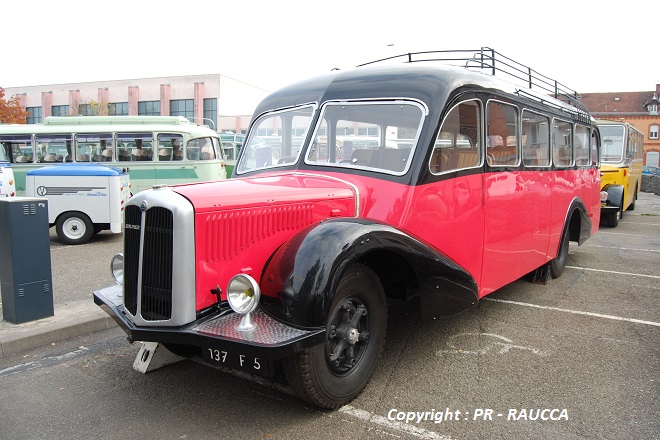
[{"x1": 173, "y1": 165, "x2": 599, "y2": 311}]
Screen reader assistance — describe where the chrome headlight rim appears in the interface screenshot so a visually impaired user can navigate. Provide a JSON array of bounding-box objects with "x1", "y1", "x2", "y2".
[
  {"x1": 110, "y1": 253, "x2": 124, "y2": 285},
  {"x1": 227, "y1": 274, "x2": 261, "y2": 315}
]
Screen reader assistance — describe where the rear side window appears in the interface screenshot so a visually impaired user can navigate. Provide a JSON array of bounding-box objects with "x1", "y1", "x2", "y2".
[{"x1": 574, "y1": 125, "x2": 590, "y2": 166}]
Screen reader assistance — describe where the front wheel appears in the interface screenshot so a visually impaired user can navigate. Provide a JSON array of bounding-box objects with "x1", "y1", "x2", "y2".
[
  {"x1": 284, "y1": 263, "x2": 387, "y2": 409},
  {"x1": 56, "y1": 212, "x2": 94, "y2": 245}
]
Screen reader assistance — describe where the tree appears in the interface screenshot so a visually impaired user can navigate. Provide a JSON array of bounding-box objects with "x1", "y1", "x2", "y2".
[
  {"x1": 71, "y1": 98, "x2": 109, "y2": 116},
  {"x1": 0, "y1": 87, "x2": 28, "y2": 124}
]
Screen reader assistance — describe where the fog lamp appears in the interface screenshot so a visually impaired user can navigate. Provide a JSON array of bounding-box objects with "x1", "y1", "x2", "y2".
[
  {"x1": 110, "y1": 253, "x2": 124, "y2": 285},
  {"x1": 227, "y1": 274, "x2": 261, "y2": 331},
  {"x1": 600, "y1": 191, "x2": 608, "y2": 202}
]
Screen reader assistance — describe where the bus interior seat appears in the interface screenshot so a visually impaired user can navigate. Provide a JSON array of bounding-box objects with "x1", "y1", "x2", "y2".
[
  {"x1": 159, "y1": 148, "x2": 171, "y2": 161},
  {"x1": 118, "y1": 150, "x2": 131, "y2": 161},
  {"x1": 376, "y1": 148, "x2": 410, "y2": 172},
  {"x1": 76, "y1": 153, "x2": 90, "y2": 162},
  {"x1": 43, "y1": 154, "x2": 58, "y2": 163},
  {"x1": 448, "y1": 150, "x2": 478, "y2": 169},
  {"x1": 15, "y1": 155, "x2": 28, "y2": 163},
  {"x1": 430, "y1": 149, "x2": 450, "y2": 173},
  {"x1": 102, "y1": 149, "x2": 113, "y2": 161},
  {"x1": 350, "y1": 148, "x2": 379, "y2": 166},
  {"x1": 487, "y1": 148, "x2": 516, "y2": 166},
  {"x1": 131, "y1": 149, "x2": 143, "y2": 161}
]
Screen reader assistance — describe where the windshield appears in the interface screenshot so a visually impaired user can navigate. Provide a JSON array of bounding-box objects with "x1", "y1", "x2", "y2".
[
  {"x1": 305, "y1": 100, "x2": 424, "y2": 175},
  {"x1": 599, "y1": 124, "x2": 624, "y2": 163},
  {"x1": 236, "y1": 105, "x2": 314, "y2": 174}
]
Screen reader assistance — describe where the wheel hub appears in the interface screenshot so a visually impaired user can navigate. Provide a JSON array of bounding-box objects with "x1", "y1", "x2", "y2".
[{"x1": 326, "y1": 299, "x2": 370, "y2": 374}]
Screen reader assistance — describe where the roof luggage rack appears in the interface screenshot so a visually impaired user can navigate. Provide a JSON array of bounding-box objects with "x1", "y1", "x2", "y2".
[{"x1": 357, "y1": 47, "x2": 586, "y2": 112}]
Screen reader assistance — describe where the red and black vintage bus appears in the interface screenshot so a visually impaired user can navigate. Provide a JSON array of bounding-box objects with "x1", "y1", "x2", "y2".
[{"x1": 95, "y1": 48, "x2": 601, "y2": 409}]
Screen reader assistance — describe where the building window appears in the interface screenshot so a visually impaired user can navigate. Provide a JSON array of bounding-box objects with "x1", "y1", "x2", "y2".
[
  {"x1": 109, "y1": 102, "x2": 128, "y2": 116},
  {"x1": 78, "y1": 104, "x2": 92, "y2": 116},
  {"x1": 649, "y1": 104, "x2": 658, "y2": 116},
  {"x1": 170, "y1": 99, "x2": 194, "y2": 119},
  {"x1": 650, "y1": 124, "x2": 659, "y2": 140},
  {"x1": 27, "y1": 107, "x2": 42, "y2": 124},
  {"x1": 138, "y1": 101, "x2": 160, "y2": 116},
  {"x1": 52, "y1": 105, "x2": 70, "y2": 116},
  {"x1": 203, "y1": 98, "x2": 217, "y2": 129}
]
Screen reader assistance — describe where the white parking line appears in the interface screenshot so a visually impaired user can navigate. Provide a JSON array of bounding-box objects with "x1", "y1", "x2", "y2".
[
  {"x1": 582, "y1": 244, "x2": 660, "y2": 253},
  {"x1": 566, "y1": 265, "x2": 660, "y2": 280},
  {"x1": 339, "y1": 405, "x2": 455, "y2": 440},
  {"x1": 206, "y1": 362, "x2": 453, "y2": 439},
  {"x1": 595, "y1": 231, "x2": 657, "y2": 238},
  {"x1": 484, "y1": 298, "x2": 660, "y2": 327}
]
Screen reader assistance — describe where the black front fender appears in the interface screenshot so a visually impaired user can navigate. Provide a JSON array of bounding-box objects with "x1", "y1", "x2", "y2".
[
  {"x1": 260, "y1": 218, "x2": 478, "y2": 327},
  {"x1": 602, "y1": 184, "x2": 624, "y2": 209}
]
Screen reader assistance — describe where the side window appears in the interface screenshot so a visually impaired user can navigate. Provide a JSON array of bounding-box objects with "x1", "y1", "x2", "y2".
[
  {"x1": 76, "y1": 133, "x2": 113, "y2": 162},
  {"x1": 157, "y1": 134, "x2": 184, "y2": 161},
  {"x1": 552, "y1": 119, "x2": 573, "y2": 167},
  {"x1": 116, "y1": 133, "x2": 154, "y2": 162},
  {"x1": 36, "y1": 134, "x2": 72, "y2": 163},
  {"x1": 188, "y1": 138, "x2": 216, "y2": 161},
  {"x1": 522, "y1": 110, "x2": 550, "y2": 167},
  {"x1": 430, "y1": 99, "x2": 481, "y2": 174},
  {"x1": 486, "y1": 101, "x2": 518, "y2": 167},
  {"x1": 574, "y1": 125, "x2": 590, "y2": 166},
  {"x1": 0, "y1": 136, "x2": 33, "y2": 164}
]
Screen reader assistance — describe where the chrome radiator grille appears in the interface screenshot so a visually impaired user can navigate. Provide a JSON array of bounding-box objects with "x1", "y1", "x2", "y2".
[
  {"x1": 124, "y1": 205, "x2": 141, "y2": 316},
  {"x1": 123, "y1": 205, "x2": 174, "y2": 320}
]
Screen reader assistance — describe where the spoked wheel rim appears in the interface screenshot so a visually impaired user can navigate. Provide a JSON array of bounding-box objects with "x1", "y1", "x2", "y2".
[{"x1": 325, "y1": 296, "x2": 371, "y2": 376}]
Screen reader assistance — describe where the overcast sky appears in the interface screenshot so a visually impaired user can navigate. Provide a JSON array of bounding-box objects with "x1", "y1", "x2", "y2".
[{"x1": 2, "y1": 0, "x2": 657, "y2": 96}]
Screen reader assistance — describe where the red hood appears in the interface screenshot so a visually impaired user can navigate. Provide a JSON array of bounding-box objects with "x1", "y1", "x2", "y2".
[{"x1": 172, "y1": 172, "x2": 357, "y2": 214}]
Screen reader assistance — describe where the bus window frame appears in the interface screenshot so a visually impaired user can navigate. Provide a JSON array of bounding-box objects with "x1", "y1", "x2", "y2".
[
  {"x1": 485, "y1": 99, "x2": 520, "y2": 168},
  {"x1": 429, "y1": 98, "x2": 483, "y2": 175},
  {"x1": 521, "y1": 108, "x2": 551, "y2": 168},
  {"x1": 552, "y1": 117, "x2": 574, "y2": 168}
]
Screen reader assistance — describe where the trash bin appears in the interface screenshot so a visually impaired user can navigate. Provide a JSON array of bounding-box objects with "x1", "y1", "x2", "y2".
[{"x1": 0, "y1": 197, "x2": 54, "y2": 323}]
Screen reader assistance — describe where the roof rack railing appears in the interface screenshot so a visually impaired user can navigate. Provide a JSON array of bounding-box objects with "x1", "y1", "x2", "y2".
[{"x1": 356, "y1": 47, "x2": 584, "y2": 108}]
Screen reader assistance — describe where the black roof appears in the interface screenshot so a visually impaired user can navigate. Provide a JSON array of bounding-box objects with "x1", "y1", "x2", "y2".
[{"x1": 253, "y1": 63, "x2": 582, "y2": 120}]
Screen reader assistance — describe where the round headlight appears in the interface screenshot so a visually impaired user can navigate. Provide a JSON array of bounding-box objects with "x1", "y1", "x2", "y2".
[
  {"x1": 227, "y1": 274, "x2": 260, "y2": 314},
  {"x1": 111, "y1": 253, "x2": 124, "y2": 285}
]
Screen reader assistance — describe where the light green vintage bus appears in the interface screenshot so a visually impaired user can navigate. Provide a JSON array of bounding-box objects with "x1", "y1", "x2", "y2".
[{"x1": 0, "y1": 116, "x2": 227, "y2": 194}]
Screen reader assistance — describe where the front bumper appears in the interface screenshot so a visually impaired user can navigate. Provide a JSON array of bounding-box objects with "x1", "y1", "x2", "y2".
[{"x1": 94, "y1": 285, "x2": 325, "y2": 361}]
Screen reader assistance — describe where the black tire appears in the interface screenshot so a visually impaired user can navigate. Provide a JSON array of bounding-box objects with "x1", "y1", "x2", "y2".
[
  {"x1": 56, "y1": 212, "x2": 94, "y2": 245},
  {"x1": 284, "y1": 263, "x2": 387, "y2": 409},
  {"x1": 605, "y1": 211, "x2": 620, "y2": 228},
  {"x1": 550, "y1": 226, "x2": 570, "y2": 278}
]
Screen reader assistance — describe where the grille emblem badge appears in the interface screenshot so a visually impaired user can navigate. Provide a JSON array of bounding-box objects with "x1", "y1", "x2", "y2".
[{"x1": 140, "y1": 201, "x2": 148, "y2": 212}]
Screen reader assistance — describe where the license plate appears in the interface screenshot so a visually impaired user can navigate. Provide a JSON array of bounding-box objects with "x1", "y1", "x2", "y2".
[{"x1": 203, "y1": 347, "x2": 273, "y2": 376}]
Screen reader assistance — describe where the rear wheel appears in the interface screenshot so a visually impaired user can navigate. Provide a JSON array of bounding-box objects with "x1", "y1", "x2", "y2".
[
  {"x1": 284, "y1": 263, "x2": 387, "y2": 409},
  {"x1": 56, "y1": 212, "x2": 94, "y2": 245},
  {"x1": 550, "y1": 226, "x2": 570, "y2": 278}
]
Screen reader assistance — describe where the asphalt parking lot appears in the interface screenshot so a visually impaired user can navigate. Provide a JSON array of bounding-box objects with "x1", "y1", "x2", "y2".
[{"x1": 0, "y1": 192, "x2": 658, "y2": 439}]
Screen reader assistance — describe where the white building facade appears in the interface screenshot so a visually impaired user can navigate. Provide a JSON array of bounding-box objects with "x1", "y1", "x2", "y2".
[{"x1": 5, "y1": 74, "x2": 267, "y2": 134}]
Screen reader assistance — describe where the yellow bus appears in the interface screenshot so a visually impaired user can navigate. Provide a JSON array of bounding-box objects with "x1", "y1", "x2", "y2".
[
  {"x1": 598, "y1": 119, "x2": 643, "y2": 227},
  {"x1": 0, "y1": 116, "x2": 227, "y2": 195}
]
